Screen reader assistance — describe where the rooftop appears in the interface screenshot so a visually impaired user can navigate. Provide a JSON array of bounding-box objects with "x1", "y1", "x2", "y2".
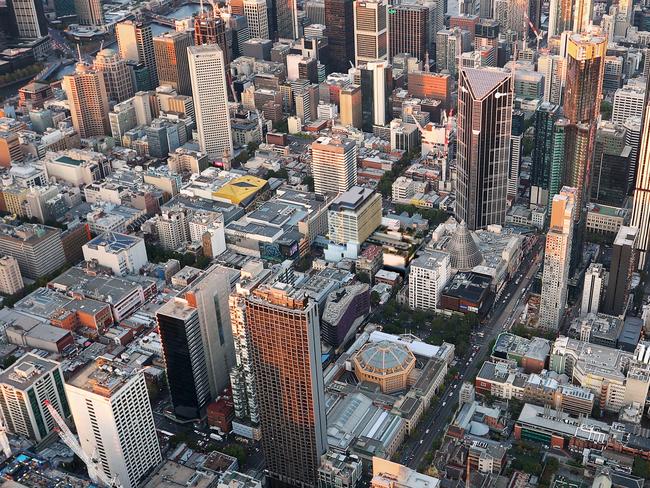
[
  {"x1": 85, "y1": 232, "x2": 144, "y2": 254},
  {"x1": 67, "y1": 357, "x2": 137, "y2": 398},
  {"x1": 355, "y1": 341, "x2": 415, "y2": 375},
  {"x1": 142, "y1": 461, "x2": 216, "y2": 488},
  {"x1": 0, "y1": 353, "x2": 60, "y2": 390},
  {"x1": 329, "y1": 186, "x2": 377, "y2": 212}
]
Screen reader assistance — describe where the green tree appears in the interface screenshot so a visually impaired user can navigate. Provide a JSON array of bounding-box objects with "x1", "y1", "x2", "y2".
[
  {"x1": 222, "y1": 444, "x2": 247, "y2": 466},
  {"x1": 302, "y1": 175, "x2": 314, "y2": 192},
  {"x1": 356, "y1": 271, "x2": 370, "y2": 284},
  {"x1": 600, "y1": 100, "x2": 613, "y2": 120},
  {"x1": 370, "y1": 290, "x2": 381, "y2": 307},
  {"x1": 633, "y1": 458, "x2": 650, "y2": 479}
]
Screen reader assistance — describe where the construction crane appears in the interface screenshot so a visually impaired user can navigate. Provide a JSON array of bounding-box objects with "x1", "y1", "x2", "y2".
[
  {"x1": 524, "y1": 12, "x2": 543, "y2": 51},
  {"x1": 0, "y1": 416, "x2": 12, "y2": 459},
  {"x1": 44, "y1": 401, "x2": 121, "y2": 488}
]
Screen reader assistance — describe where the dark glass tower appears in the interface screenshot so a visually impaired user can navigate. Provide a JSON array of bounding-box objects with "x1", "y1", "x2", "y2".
[{"x1": 324, "y1": 0, "x2": 355, "y2": 73}]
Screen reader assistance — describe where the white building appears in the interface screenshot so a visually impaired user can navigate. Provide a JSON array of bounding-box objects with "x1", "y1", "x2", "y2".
[
  {"x1": 244, "y1": 0, "x2": 269, "y2": 39},
  {"x1": 539, "y1": 187, "x2": 576, "y2": 330},
  {"x1": 82, "y1": 232, "x2": 148, "y2": 276},
  {"x1": 328, "y1": 186, "x2": 382, "y2": 246},
  {"x1": 0, "y1": 255, "x2": 23, "y2": 295},
  {"x1": 151, "y1": 207, "x2": 189, "y2": 250},
  {"x1": 537, "y1": 54, "x2": 565, "y2": 105},
  {"x1": 408, "y1": 250, "x2": 450, "y2": 311},
  {"x1": 188, "y1": 45, "x2": 234, "y2": 162},
  {"x1": 354, "y1": 0, "x2": 388, "y2": 64},
  {"x1": 581, "y1": 262, "x2": 605, "y2": 316},
  {"x1": 0, "y1": 354, "x2": 69, "y2": 442},
  {"x1": 311, "y1": 136, "x2": 357, "y2": 195},
  {"x1": 188, "y1": 211, "x2": 227, "y2": 257},
  {"x1": 612, "y1": 82, "x2": 646, "y2": 125},
  {"x1": 66, "y1": 357, "x2": 162, "y2": 488}
]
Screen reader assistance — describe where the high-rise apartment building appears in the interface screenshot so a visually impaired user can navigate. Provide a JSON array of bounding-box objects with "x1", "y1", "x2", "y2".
[
  {"x1": 581, "y1": 262, "x2": 605, "y2": 316},
  {"x1": 66, "y1": 357, "x2": 162, "y2": 488},
  {"x1": 156, "y1": 265, "x2": 235, "y2": 419},
  {"x1": 548, "y1": 0, "x2": 593, "y2": 38},
  {"x1": 93, "y1": 48, "x2": 135, "y2": 103},
  {"x1": 324, "y1": 0, "x2": 355, "y2": 73},
  {"x1": 537, "y1": 54, "x2": 565, "y2": 105},
  {"x1": 0, "y1": 131, "x2": 23, "y2": 167},
  {"x1": 311, "y1": 135, "x2": 358, "y2": 194},
  {"x1": 602, "y1": 226, "x2": 638, "y2": 316},
  {"x1": 409, "y1": 250, "x2": 450, "y2": 311},
  {"x1": 539, "y1": 187, "x2": 576, "y2": 330},
  {"x1": 7, "y1": 0, "x2": 47, "y2": 39},
  {"x1": 493, "y1": 0, "x2": 528, "y2": 40},
  {"x1": 245, "y1": 282, "x2": 327, "y2": 487},
  {"x1": 188, "y1": 45, "x2": 234, "y2": 161},
  {"x1": 591, "y1": 121, "x2": 630, "y2": 207},
  {"x1": 0, "y1": 354, "x2": 69, "y2": 442},
  {"x1": 531, "y1": 102, "x2": 562, "y2": 208},
  {"x1": 509, "y1": 110, "x2": 524, "y2": 199},
  {"x1": 327, "y1": 186, "x2": 382, "y2": 246},
  {"x1": 456, "y1": 67, "x2": 513, "y2": 230},
  {"x1": 243, "y1": 0, "x2": 269, "y2": 39},
  {"x1": 0, "y1": 255, "x2": 23, "y2": 295},
  {"x1": 612, "y1": 82, "x2": 646, "y2": 125},
  {"x1": 63, "y1": 63, "x2": 111, "y2": 139},
  {"x1": 274, "y1": 0, "x2": 299, "y2": 39},
  {"x1": 339, "y1": 84, "x2": 362, "y2": 128},
  {"x1": 354, "y1": 0, "x2": 388, "y2": 64},
  {"x1": 389, "y1": 4, "x2": 429, "y2": 62},
  {"x1": 115, "y1": 21, "x2": 158, "y2": 90},
  {"x1": 631, "y1": 77, "x2": 650, "y2": 270},
  {"x1": 73, "y1": 0, "x2": 103, "y2": 25},
  {"x1": 360, "y1": 60, "x2": 392, "y2": 131},
  {"x1": 154, "y1": 31, "x2": 194, "y2": 96}
]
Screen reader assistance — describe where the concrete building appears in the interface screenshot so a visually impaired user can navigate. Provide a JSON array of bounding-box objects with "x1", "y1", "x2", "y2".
[
  {"x1": 151, "y1": 207, "x2": 189, "y2": 251},
  {"x1": 0, "y1": 131, "x2": 23, "y2": 168},
  {"x1": 339, "y1": 85, "x2": 362, "y2": 129},
  {"x1": 73, "y1": 0, "x2": 103, "y2": 25},
  {"x1": 408, "y1": 251, "x2": 450, "y2": 312},
  {"x1": 456, "y1": 67, "x2": 513, "y2": 230},
  {"x1": 62, "y1": 63, "x2": 110, "y2": 139},
  {"x1": 0, "y1": 255, "x2": 23, "y2": 295},
  {"x1": 321, "y1": 283, "x2": 370, "y2": 348},
  {"x1": 115, "y1": 21, "x2": 158, "y2": 90},
  {"x1": 602, "y1": 226, "x2": 638, "y2": 316},
  {"x1": 188, "y1": 45, "x2": 234, "y2": 162},
  {"x1": 154, "y1": 31, "x2": 194, "y2": 97},
  {"x1": 631, "y1": 77, "x2": 650, "y2": 269},
  {"x1": 168, "y1": 147, "x2": 209, "y2": 174},
  {"x1": 93, "y1": 48, "x2": 135, "y2": 103},
  {"x1": 328, "y1": 186, "x2": 382, "y2": 247},
  {"x1": 371, "y1": 458, "x2": 439, "y2": 487},
  {"x1": 188, "y1": 211, "x2": 227, "y2": 257},
  {"x1": 0, "y1": 354, "x2": 69, "y2": 442},
  {"x1": 318, "y1": 451, "x2": 362, "y2": 488},
  {"x1": 82, "y1": 232, "x2": 148, "y2": 276},
  {"x1": 243, "y1": 0, "x2": 269, "y2": 40},
  {"x1": 311, "y1": 136, "x2": 358, "y2": 195},
  {"x1": 0, "y1": 222, "x2": 66, "y2": 279},
  {"x1": 66, "y1": 357, "x2": 162, "y2": 488},
  {"x1": 539, "y1": 188, "x2": 576, "y2": 331},
  {"x1": 612, "y1": 82, "x2": 646, "y2": 125},
  {"x1": 354, "y1": 0, "x2": 388, "y2": 64},
  {"x1": 537, "y1": 54, "x2": 565, "y2": 106},
  {"x1": 581, "y1": 262, "x2": 605, "y2": 316}
]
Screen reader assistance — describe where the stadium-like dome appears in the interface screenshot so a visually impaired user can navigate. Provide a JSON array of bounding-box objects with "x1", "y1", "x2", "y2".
[
  {"x1": 447, "y1": 221, "x2": 483, "y2": 270},
  {"x1": 353, "y1": 341, "x2": 416, "y2": 393}
]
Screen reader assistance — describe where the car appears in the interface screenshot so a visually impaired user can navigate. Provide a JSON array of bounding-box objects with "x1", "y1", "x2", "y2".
[
  {"x1": 442, "y1": 401, "x2": 447, "y2": 407},
  {"x1": 426, "y1": 429, "x2": 430, "y2": 434},
  {"x1": 419, "y1": 440, "x2": 423, "y2": 444},
  {"x1": 449, "y1": 392, "x2": 453, "y2": 397},
  {"x1": 453, "y1": 384, "x2": 457, "y2": 389}
]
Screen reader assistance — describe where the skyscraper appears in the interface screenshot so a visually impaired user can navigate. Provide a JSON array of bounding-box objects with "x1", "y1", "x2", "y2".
[
  {"x1": 6, "y1": 0, "x2": 47, "y2": 39},
  {"x1": 360, "y1": 60, "x2": 392, "y2": 131},
  {"x1": 66, "y1": 357, "x2": 162, "y2": 488},
  {"x1": 630, "y1": 77, "x2": 650, "y2": 270},
  {"x1": 531, "y1": 102, "x2": 560, "y2": 207},
  {"x1": 354, "y1": 0, "x2": 388, "y2": 65},
  {"x1": 339, "y1": 84, "x2": 362, "y2": 128},
  {"x1": 274, "y1": 0, "x2": 299, "y2": 39},
  {"x1": 508, "y1": 110, "x2": 524, "y2": 200},
  {"x1": 245, "y1": 282, "x2": 327, "y2": 487},
  {"x1": 311, "y1": 135, "x2": 358, "y2": 194},
  {"x1": 93, "y1": 48, "x2": 135, "y2": 103},
  {"x1": 244, "y1": 0, "x2": 269, "y2": 39},
  {"x1": 388, "y1": 4, "x2": 429, "y2": 62},
  {"x1": 456, "y1": 67, "x2": 513, "y2": 230},
  {"x1": 591, "y1": 121, "x2": 630, "y2": 207},
  {"x1": 548, "y1": 0, "x2": 593, "y2": 38},
  {"x1": 115, "y1": 21, "x2": 158, "y2": 90},
  {"x1": 537, "y1": 54, "x2": 565, "y2": 105},
  {"x1": 188, "y1": 44, "x2": 234, "y2": 161},
  {"x1": 562, "y1": 33, "x2": 606, "y2": 269},
  {"x1": 62, "y1": 63, "x2": 111, "y2": 138},
  {"x1": 602, "y1": 226, "x2": 638, "y2": 316},
  {"x1": 324, "y1": 0, "x2": 355, "y2": 73},
  {"x1": 73, "y1": 0, "x2": 103, "y2": 25},
  {"x1": 194, "y1": 10, "x2": 231, "y2": 68},
  {"x1": 539, "y1": 187, "x2": 576, "y2": 330},
  {"x1": 154, "y1": 31, "x2": 194, "y2": 96},
  {"x1": 581, "y1": 262, "x2": 605, "y2": 316},
  {"x1": 156, "y1": 265, "x2": 235, "y2": 419}
]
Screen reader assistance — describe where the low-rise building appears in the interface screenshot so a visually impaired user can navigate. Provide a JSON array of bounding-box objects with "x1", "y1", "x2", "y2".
[
  {"x1": 82, "y1": 232, "x2": 148, "y2": 276},
  {"x1": 491, "y1": 333, "x2": 550, "y2": 373}
]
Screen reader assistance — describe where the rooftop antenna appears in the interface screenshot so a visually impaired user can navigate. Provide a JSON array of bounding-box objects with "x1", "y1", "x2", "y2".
[
  {"x1": 425, "y1": 50, "x2": 430, "y2": 72},
  {"x1": 76, "y1": 44, "x2": 83, "y2": 63}
]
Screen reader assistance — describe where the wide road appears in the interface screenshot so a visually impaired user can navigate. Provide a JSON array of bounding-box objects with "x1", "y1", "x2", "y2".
[{"x1": 401, "y1": 239, "x2": 544, "y2": 469}]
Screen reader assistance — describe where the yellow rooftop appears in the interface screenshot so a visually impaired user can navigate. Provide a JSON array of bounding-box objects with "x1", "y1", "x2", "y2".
[{"x1": 212, "y1": 175, "x2": 268, "y2": 206}]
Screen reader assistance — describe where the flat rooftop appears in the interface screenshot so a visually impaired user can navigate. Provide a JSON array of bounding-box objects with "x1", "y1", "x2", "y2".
[
  {"x1": 0, "y1": 353, "x2": 60, "y2": 390},
  {"x1": 142, "y1": 461, "x2": 216, "y2": 488},
  {"x1": 85, "y1": 232, "x2": 143, "y2": 253},
  {"x1": 329, "y1": 186, "x2": 376, "y2": 212},
  {"x1": 67, "y1": 357, "x2": 136, "y2": 398}
]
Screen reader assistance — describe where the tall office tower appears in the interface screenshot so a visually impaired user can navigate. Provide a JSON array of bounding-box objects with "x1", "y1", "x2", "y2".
[
  {"x1": 537, "y1": 54, "x2": 565, "y2": 105},
  {"x1": 6, "y1": 0, "x2": 47, "y2": 39},
  {"x1": 324, "y1": 0, "x2": 355, "y2": 73},
  {"x1": 227, "y1": 14, "x2": 251, "y2": 59},
  {"x1": 305, "y1": 0, "x2": 325, "y2": 24},
  {"x1": 153, "y1": 31, "x2": 194, "y2": 96},
  {"x1": 474, "y1": 19, "x2": 499, "y2": 50},
  {"x1": 93, "y1": 48, "x2": 135, "y2": 103},
  {"x1": 245, "y1": 282, "x2": 327, "y2": 487},
  {"x1": 0, "y1": 354, "x2": 69, "y2": 442},
  {"x1": 548, "y1": 0, "x2": 593, "y2": 38},
  {"x1": 538, "y1": 187, "x2": 576, "y2": 330},
  {"x1": 188, "y1": 45, "x2": 234, "y2": 161},
  {"x1": 354, "y1": 0, "x2": 388, "y2": 65},
  {"x1": 62, "y1": 63, "x2": 111, "y2": 139},
  {"x1": 612, "y1": 82, "x2": 646, "y2": 125},
  {"x1": 581, "y1": 262, "x2": 605, "y2": 316},
  {"x1": 633, "y1": 80, "x2": 650, "y2": 268},
  {"x1": 311, "y1": 135, "x2": 358, "y2": 194},
  {"x1": 360, "y1": 60, "x2": 392, "y2": 131},
  {"x1": 456, "y1": 67, "x2": 513, "y2": 230},
  {"x1": 73, "y1": 0, "x2": 103, "y2": 25},
  {"x1": 624, "y1": 116, "x2": 642, "y2": 191},
  {"x1": 409, "y1": 250, "x2": 450, "y2": 311},
  {"x1": 66, "y1": 357, "x2": 162, "y2": 488},
  {"x1": 115, "y1": 21, "x2": 158, "y2": 90},
  {"x1": 591, "y1": 121, "x2": 630, "y2": 207},
  {"x1": 508, "y1": 110, "x2": 524, "y2": 200},
  {"x1": 339, "y1": 84, "x2": 362, "y2": 128},
  {"x1": 275, "y1": 0, "x2": 299, "y2": 39},
  {"x1": 194, "y1": 11, "x2": 231, "y2": 67},
  {"x1": 435, "y1": 28, "x2": 472, "y2": 78},
  {"x1": 389, "y1": 4, "x2": 429, "y2": 62},
  {"x1": 531, "y1": 102, "x2": 560, "y2": 207},
  {"x1": 563, "y1": 33, "x2": 606, "y2": 270},
  {"x1": 156, "y1": 265, "x2": 235, "y2": 419},
  {"x1": 0, "y1": 255, "x2": 23, "y2": 295},
  {"x1": 244, "y1": 0, "x2": 269, "y2": 39},
  {"x1": 602, "y1": 226, "x2": 638, "y2": 316},
  {"x1": 493, "y1": 0, "x2": 528, "y2": 40}
]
